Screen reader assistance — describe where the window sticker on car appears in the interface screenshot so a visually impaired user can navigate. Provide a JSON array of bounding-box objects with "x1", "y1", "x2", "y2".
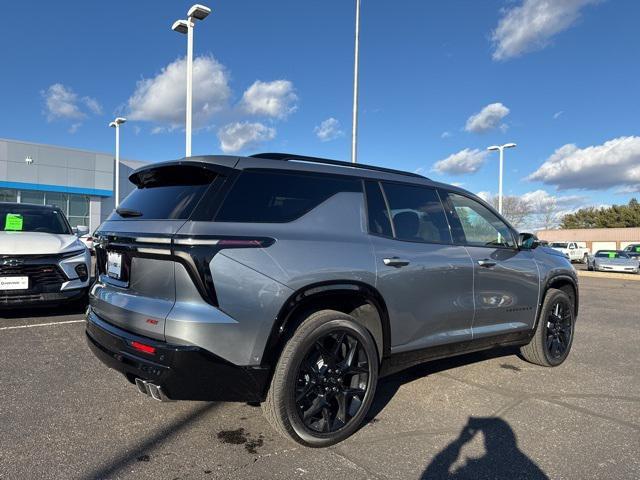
[
  {"x1": 635, "y1": 246, "x2": 640, "y2": 252},
  {"x1": 4, "y1": 213, "x2": 23, "y2": 231},
  {"x1": 608, "y1": 252, "x2": 616, "y2": 258}
]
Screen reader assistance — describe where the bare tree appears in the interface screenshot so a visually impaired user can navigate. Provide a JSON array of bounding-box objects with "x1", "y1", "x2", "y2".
[
  {"x1": 487, "y1": 195, "x2": 532, "y2": 229},
  {"x1": 536, "y1": 196, "x2": 558, "y2": 230}
]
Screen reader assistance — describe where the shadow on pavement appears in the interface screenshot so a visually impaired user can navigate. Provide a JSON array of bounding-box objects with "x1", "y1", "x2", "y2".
[
  {"x1": 421, "y1": 417, "x2": 548, "y2": 479},
  {"x1": 368, "y1": 347, "x2": 518, "y2": 421},
  {"x1": 85, "y1": 402, "x2": 219, "y2": 480}
]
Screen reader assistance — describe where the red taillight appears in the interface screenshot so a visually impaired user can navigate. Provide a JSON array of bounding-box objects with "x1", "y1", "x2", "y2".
[{"x1": 131, "y1": 341, "x2": 156, "y2": 355}]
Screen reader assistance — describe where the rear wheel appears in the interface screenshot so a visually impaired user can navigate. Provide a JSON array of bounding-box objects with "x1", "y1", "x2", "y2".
[
  {"x1": 520, "y1": 288, "x2": 574, "y2": 367},
  {"x1": 263, "y1": 310, "x2": 378, "y2": 447},
  {"x1": 582, "y1": 253, "x2": 589, "y2": 264}
]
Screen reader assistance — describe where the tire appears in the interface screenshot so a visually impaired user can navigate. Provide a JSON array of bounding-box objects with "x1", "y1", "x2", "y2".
[
  {"x1": 582, "y1": 253, "x2": 589, "y2": 264},
  {"x1": 263, "y1": 309, "x2": 379, "y2": 447},
  {"x1": 587, "y1": 262, "x2": 593, "y2": 271},
  {"x1": 520, "y1": 288, "x2": 575, "y2": 367}
]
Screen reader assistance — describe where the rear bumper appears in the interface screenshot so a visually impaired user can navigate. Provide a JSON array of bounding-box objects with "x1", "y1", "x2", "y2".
[{"x1": 85, "y1": 307, "x2": 270, "y2": 402}]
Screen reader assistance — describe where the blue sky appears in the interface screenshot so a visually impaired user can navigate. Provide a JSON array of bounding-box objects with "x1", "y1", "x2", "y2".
[{"x1": 1, "y1": 0, "x2": 639, "y2": 225}]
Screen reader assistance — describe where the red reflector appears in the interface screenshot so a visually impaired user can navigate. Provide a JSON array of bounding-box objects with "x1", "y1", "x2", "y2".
[
  {"x1": 131, "y1": 341, "x2": 156, "y2": 355},
  {"x1": 146, "y1": 318, "x2": 159, "y2": 325}
]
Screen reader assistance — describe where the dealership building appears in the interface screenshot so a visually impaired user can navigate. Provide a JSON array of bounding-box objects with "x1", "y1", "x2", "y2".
[{"x1": 0, "y1": 138, "x2": 145, "y2": 232}]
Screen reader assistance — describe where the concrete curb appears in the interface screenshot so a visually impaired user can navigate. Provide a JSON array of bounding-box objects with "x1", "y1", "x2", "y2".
[{"x1": 577, "y1": 270, "x2": 640, "y2": 281}]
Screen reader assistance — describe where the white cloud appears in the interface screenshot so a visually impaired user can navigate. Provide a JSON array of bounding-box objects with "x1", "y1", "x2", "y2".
[
  {"x1": 527, "y1": 136, "x2": 640, "y2": 191},
  {"x1": 465, "y1": 103, "x2": 510, "y2": 133},
  {"x1": 491, "y1": 0, "x2": 599, "y2": 61},
  {"x1": 42, "y1": 84, "x2": 86, "y2": 121},
  {"x1": 553, "y1": 110, "x2": 564, "y2": 119},
  {"x1": 314, "y1": 117, "x2": 344, "y2": 141},
  {"x1": 521, "y1": 189, "x2": 587, "y2": 211},
  {"x1": 476, "y1": 191, "x2": 492, "y2": 202},
  {"x1": 41, "y1": 83, "x2": 103, "y2": 131},
  {"x1": 127, "y1": 55, "x2": 231, "y2": 127},
  {"x1": 240, "y1": 80, "x2": 297, "y2": 119},
  {"x1": 83, "y1": 96, "x2": 102, "y2": 115},
  {"x1": 441, "y1": 131, "x2": 452, "y2": 139},
  {"x1": 217, "y1": 121, "x2": 276, "y2": 153},
  {"x1": 433, "y1": 148, "x2": 488, "y2": 175}
]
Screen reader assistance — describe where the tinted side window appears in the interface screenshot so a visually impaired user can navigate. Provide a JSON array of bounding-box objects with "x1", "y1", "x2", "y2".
[
  {"x1": 216, "y1": 171, "x2": 362, "y2": 223},
  {"x1": 447, "y1": 193, "x2": 515, "y2": 248},
  {"x1": 364, "y1": 181, "x2": 393, "y2": 237},
  {"x1": 381, "y1": 183, "x2": 451, "y2": 243}
]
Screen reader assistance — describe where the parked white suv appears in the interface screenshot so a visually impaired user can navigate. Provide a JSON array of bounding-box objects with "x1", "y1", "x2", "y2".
[
  {"x1": 549, "y1": 242, "x2": 590, "y2": 263},
  {"x1": 0, "y1": 202, "x2": 91, "y2": 307}
]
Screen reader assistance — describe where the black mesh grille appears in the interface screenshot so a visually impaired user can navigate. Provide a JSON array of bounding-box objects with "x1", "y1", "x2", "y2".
[{"x1": 0, "y1": 264, "x2": 67, "y2": 288}]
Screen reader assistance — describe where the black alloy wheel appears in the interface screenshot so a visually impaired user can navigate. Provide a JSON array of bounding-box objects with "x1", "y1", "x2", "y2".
[
  {"x1": 294, "y1": 330, "x2": 370, "y2": 434},
  {"x1": 519, "y1": 288, "x2": 575, "y2": 367},
  {"x1": 544, "y1": 300, "x2": 573, "y2": 360}
]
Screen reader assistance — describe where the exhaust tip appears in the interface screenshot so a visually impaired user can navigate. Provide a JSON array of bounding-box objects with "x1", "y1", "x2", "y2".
[
  {"x1": 134, "y1": 378, "x2": 172, "y2": 402},
  {"x1": 135, "y1": 377, "x2": 149, "y2": 395}
]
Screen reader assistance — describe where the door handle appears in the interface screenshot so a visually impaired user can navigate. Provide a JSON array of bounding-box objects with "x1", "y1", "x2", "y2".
[
  {"x1": 383, "y1": 257, "x2": 410, "y2": 267},
  {"x1": 477, "y1": 259, "x2": 497, "y2": 268}
]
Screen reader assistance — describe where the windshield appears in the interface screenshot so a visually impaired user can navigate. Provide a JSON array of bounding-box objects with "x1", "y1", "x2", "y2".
[
  {"x1": 0, "y1": 205, "x2": 72, "y2": 234},
  {"x1": 550, "y1": 242, "x2": 568, "y2": 248},
  {"x1": 595, "y1": 251, "x2": 629, "y2": 259}
]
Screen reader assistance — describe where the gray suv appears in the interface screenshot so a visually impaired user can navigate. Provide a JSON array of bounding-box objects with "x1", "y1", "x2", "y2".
[{"x1": 86, "y1": 153, "x2": 578, "y2": 447}]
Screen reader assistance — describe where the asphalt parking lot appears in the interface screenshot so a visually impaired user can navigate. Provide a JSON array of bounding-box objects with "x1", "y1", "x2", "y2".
[{"x1": 1, "y1": 276, "x2": 638, "y2": 480}]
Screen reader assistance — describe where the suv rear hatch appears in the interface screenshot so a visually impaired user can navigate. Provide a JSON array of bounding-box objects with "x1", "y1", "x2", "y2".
[{"x1": 91, "y1": 160, "x2": 233, "y2": 340}]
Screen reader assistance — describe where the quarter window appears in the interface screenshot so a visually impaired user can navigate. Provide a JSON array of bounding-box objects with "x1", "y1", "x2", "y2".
[
  {"x1": 447, "y1": 193, "x2": 515, "y2": 248},
  {"x1": 381, "y1": 183, "x2": 451, "y2": 244},
  {"x1": 216, "y1": 171, "x2": 362, "y2": 223}
]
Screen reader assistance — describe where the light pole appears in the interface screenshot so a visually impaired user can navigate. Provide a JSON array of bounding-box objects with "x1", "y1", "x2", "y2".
[
  {"x1": 172, "y1": 4, "x2": 211, "y2": 158},
  {"x1": 487, "y1": 143, "x2": 516, "y2": 215},
  {"x1": 109, "y1": 117, "x2": 126, "y2": 208},
  {"x1": 351, "y1": 0, "x2": 361, "y2": 164}
]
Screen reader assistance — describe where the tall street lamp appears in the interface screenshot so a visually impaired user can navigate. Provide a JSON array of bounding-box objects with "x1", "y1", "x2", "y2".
[
  {"x1": 487, "y1": 142, "x2": 517, "y2": 215},
  {"x1": 109, "y1": 117, "x2": 126, "y2": 208},
  {"x1": 351, "y1": 0, "x2": 361, "y2": 164},
  {"x1": 172, "y1": 4, "x2": 211, "y2": 158}
]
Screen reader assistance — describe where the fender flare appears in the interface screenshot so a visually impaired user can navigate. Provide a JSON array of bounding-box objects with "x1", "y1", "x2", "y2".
[
  {"x1": 260, "y1": 280, "x2": 391, "y2": 367},
  {"x1": 537, "y1": 273, "x2": 579, "y2": 328}
]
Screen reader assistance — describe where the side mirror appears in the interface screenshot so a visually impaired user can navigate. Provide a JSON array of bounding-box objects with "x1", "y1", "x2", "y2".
[
  {"x1": 75, "y1": 225, "x2": 89, "y2": 237},
  {"x1": 518, "y1": 232, "x2": 539, "y2": 250}
]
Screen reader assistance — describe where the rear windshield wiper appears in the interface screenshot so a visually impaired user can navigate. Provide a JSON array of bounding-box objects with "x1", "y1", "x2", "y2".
[{"x1": 116, "y1": 207, "x2": 143, "y2": 218}]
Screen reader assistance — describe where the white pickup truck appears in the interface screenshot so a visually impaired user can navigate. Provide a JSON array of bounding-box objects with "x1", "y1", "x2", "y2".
[{"x1": 548, "y1": 241, "x2": 590, "y2": 263}]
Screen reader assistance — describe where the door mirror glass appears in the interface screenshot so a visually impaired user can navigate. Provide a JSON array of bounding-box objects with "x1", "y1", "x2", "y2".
[
  {"x1": 75, "y1": 225, "x2": 89, "y2": 236},
  {"x1": 518, "y1": 233, "x2": 539, "y2": 250}
]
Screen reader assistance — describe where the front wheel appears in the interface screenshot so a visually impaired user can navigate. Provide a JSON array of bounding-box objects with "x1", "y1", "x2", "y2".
[
  {"x1": 263, "y1": 310, "x2": 379, "y2": 447},
  {"x1": 520, "y1": 288, "x2": 575, "y2": 367}
]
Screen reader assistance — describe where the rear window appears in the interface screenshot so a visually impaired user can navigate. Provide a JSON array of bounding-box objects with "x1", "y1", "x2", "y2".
[
  {"x1": 113, "y1": 166, "x2": 216, "y2": 220},
  {"x1": 215, "y1": 170, "x2": 362, "y2": 223},
  {"x1": 0, "y1": 205, "x2": 71, "y2": 234}
]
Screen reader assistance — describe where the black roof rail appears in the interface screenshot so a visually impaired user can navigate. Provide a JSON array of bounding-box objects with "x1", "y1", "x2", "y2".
[{"x1": 250, "y1": 152, "x2": 427, "y2": 179}]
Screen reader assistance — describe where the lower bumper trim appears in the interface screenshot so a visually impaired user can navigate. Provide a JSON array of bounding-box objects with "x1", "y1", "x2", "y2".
[{"x1": 85, "y1": 308, "x2": 270, "y2": 402}]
